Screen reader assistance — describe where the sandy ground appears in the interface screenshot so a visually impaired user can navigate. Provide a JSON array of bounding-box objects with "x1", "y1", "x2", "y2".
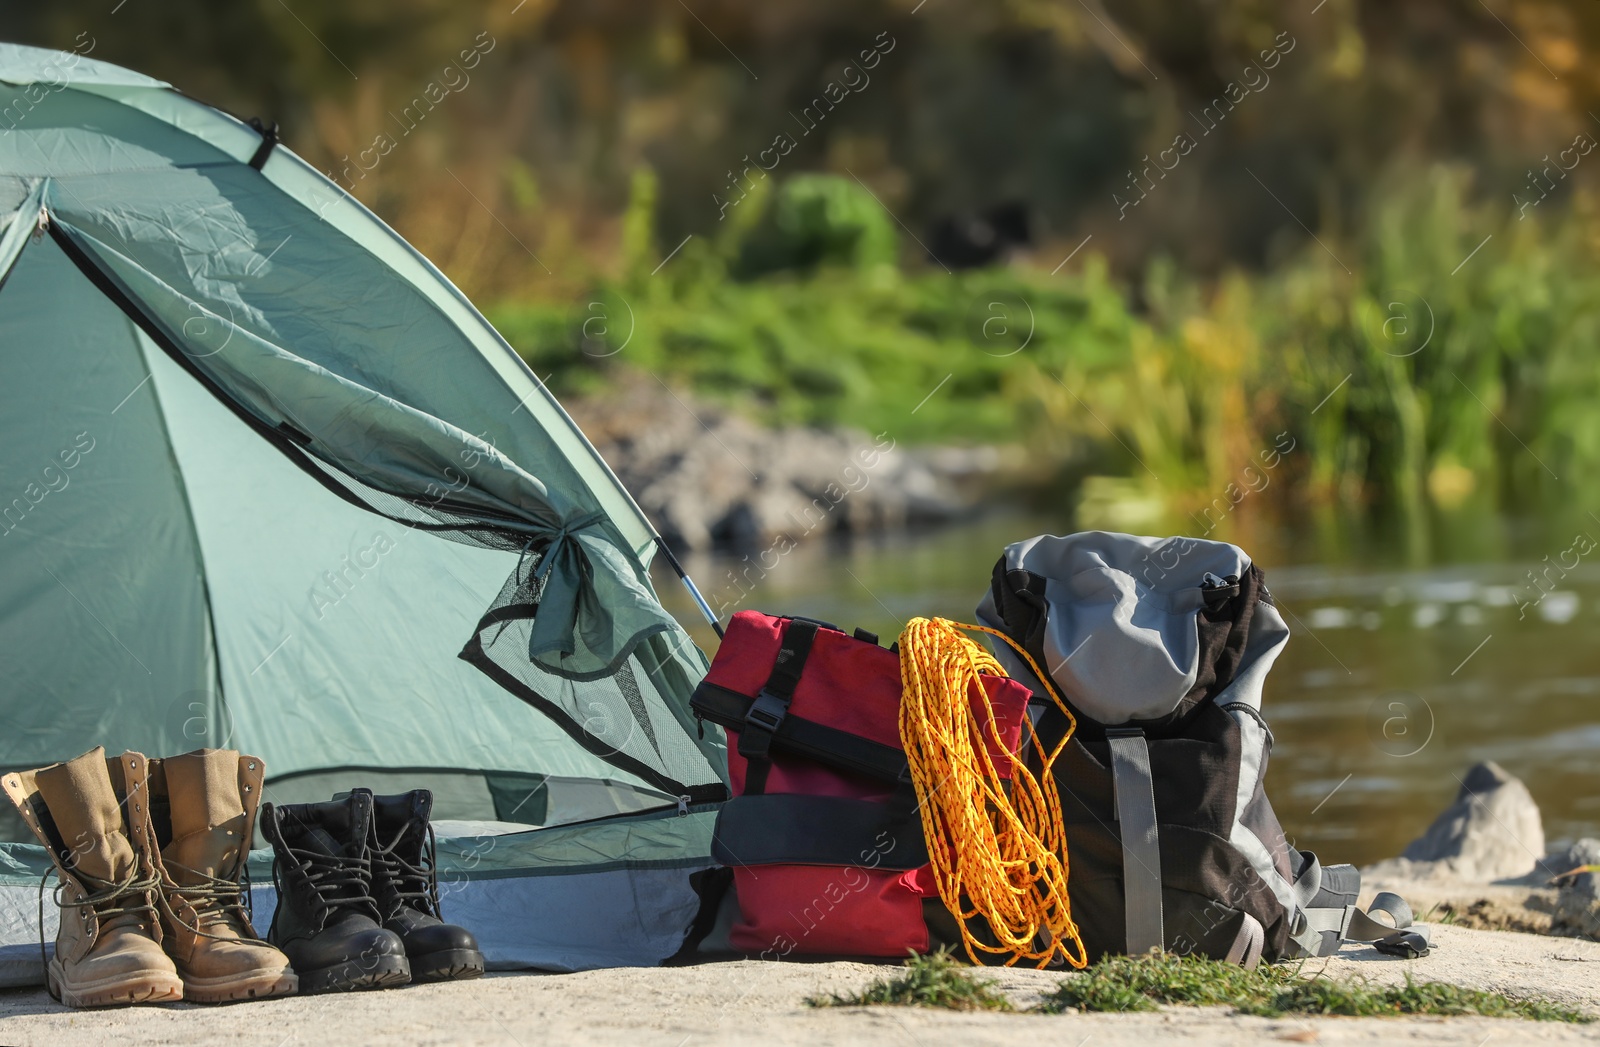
[{"x1": 0, "y1": 924, "x2": 1596, "y2": 1047}]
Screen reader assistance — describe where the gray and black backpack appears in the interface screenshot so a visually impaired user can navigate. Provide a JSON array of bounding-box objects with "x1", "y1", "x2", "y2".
[{"x1": 977, "y1": 531, "x2": 1427, "y2": 965}]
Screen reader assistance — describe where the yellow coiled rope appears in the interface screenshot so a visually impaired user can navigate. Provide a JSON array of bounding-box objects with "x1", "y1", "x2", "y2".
[{"x1": 896, "y1": 616, "x2": 1088, "y2": 969}]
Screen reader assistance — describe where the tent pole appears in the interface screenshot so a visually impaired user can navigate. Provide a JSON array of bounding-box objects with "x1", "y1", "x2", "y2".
[{"x1": 655, "y1": 537, "x2": 724, "y2": 638}]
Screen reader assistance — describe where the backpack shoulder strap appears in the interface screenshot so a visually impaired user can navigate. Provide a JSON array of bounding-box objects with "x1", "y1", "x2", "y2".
[{"x1": 1107, "y1": 727, "x2": 1164, "y2": 955}]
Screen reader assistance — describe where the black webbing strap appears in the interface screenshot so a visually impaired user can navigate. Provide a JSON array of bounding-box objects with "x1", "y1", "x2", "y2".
[
  {"x1": 712, "y1": 794, "x2": 930, "y2": 870},
  {"x1": 884, "y1": 774, "x2": 919, "y2": 831},
  {"x1": 738, "y1": 618, "x2": 819, "y2": 794},
  {"x1": 692, "y1": 682, "x2": 909, "y2": 784},
  {"x1": 247, "y1": 118, "x2": 280, "y2": 171}
]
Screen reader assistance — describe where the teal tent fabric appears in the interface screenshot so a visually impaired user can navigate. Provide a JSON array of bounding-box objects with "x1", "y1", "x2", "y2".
[
  {"x1": 0, "y1": 40, "x2": 730, "y2": 978},
  {"x1": 0, "y1": 41, "x2": 726, "y2": 829},
  {"x1": 0, "y1": 228, "x2": 217, "y2": 749},
  {"x1": 0, "y1": 41, "x2": 166, "y2": 88},
  {"x1": 0, "y1": 179, "x2": 44, "y2": 270},
  {"x1": 48, "y1": 178, "x2": 675, "y2": 676}
]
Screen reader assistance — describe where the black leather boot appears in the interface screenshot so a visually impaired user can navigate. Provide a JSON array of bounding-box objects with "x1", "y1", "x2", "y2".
[
  {"x1": 360, "y1": 788, "x2": 486, "y2": 982},
  {"x1": 260, "y1": 792, "x2": 410, "y2": 993}
]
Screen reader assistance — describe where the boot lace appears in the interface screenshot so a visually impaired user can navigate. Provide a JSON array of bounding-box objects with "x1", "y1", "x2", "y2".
[
  {"x1": 272, "y1": 846, "x2": 376, "y2": 914},
  {"x1": 37, "y1": 865, "x2": 162, "y2": 1003},
  {"x1": 372, "y1": 823, "x2": 441, "y2": 918},
  {"x1": 160, "y1": 858, "x2": 276, "y2": 945}
]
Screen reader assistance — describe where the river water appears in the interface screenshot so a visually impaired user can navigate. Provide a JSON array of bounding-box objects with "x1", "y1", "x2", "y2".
[{"x1": 661, "y1": 511, "x2": 1600, "y2": 868}]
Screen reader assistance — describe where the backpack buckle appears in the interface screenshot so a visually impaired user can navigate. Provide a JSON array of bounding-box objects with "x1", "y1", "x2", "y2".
[
  {"x1": 745, "y1": 689, "x2": 789, "y2": 732},
  {"x1": 738, "y1": 689, "x2": 789, "y2": 760}
]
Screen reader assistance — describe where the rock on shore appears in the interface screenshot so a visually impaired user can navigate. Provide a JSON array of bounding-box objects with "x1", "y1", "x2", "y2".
[
  {"x1": 1368, "y1": 761, "x2": 1545, "y2": 883},
  {"x1": 1362, "y1": 760, "x2": 1599, "y2": 940},
  {"x1": 1549, "y1": 839, "x2": 1600, "y2": 939},
  {"x1": 566, "y1": 378, "x2": 1003, "y2": 550}
]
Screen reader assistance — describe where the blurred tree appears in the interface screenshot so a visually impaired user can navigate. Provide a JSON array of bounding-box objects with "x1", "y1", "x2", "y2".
[{"x1": 5, "y1": 0, "x2": 1599, "y2": 297}]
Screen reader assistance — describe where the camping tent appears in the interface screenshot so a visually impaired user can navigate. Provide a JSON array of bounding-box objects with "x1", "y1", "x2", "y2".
[{"x1": 0, "y1": 42, "x2": 728, "y2": 981}]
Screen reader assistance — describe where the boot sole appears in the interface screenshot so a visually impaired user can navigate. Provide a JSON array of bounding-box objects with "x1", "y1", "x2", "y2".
[
  {"x1": 180, "y1": 967, "x2": 298, "y2": 1004},
  {"x1": 410, "y1": 948, "x2": 486, "y2": 983},
  {"x1": 49, "y1": 960, "x2": 184, "y2": 1008},
  {"x1": 296, "y1": 953, "x2": 410, "y2": 994}
]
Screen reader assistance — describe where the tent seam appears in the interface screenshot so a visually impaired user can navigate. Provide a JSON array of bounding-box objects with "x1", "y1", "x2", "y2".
[{"x1": 115, "y1": 285, "x2": 231, "y2": 749}]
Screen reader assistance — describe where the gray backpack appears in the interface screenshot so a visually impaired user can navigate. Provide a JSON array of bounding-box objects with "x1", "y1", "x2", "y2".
[{"x1": 977, "y1": 531, "x2": 1427, "y2": 964}]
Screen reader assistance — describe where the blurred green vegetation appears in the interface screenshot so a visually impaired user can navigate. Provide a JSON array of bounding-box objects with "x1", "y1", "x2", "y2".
[
  {"x1": 494, "y1": 164, "x2": 1600, "y2": 523},
  {"x1": 11, "y1": 0, "x2": 1600, "y2": 523}
]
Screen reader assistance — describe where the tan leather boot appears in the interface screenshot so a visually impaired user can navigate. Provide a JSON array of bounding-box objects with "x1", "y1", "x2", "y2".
[
  {"x1": 1, "y1": 747, "x2": 184, "y2": 1007},
  {"x1": 146, "y1": 749, "x2": 296, "y2": 1003}
]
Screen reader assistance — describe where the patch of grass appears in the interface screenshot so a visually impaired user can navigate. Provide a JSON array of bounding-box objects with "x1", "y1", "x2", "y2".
[
  {"x1": 1264, "y1": 977, "x2": 1590, "y2": 1023},
  {"x1": 1039, "y1": 952, "x2": 1298, "y2": 1013},
  {"x1": 811, "y1": 948, "x2": 1013, "y2": 1012},
  {"x1": 1037, "y1": 952, "x2": 1592, "y2": 1023}
]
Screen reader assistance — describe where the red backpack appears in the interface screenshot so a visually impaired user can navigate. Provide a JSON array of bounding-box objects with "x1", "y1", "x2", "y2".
[{"x1": 690, "y1": 611, "x2": 1034, "y2": 958}]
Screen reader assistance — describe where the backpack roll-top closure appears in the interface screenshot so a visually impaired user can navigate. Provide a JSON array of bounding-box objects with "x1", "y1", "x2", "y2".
[{"x1": 976, "y1": 532, "x2": 1290, "y2": 737}]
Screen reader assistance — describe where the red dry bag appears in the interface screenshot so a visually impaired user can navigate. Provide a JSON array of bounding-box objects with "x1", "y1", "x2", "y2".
[{"x1": 690, "y1": 611, "x2": 1033, "y2": 958}]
